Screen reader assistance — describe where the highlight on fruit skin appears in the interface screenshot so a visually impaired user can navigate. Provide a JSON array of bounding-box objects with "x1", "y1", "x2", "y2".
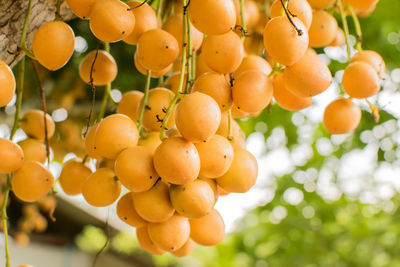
[
  {"x1": 308, "y1": 10, "x2": 338, "y2": 48},
  {"x1": 273, "y1": 74, "x2": 312, "y2": 111},
  {"x1": 0, "y1": 60, "x2": 16, "y2": 107},
  {"x1": 79, "y1": 50, "x2": 118, "y2": 86},
  {"x1": 17, "y1": 139, "x2": 46, "y2": 164},
  {"x1": 350, "y1": 50, "x2": 386, "y2": 78},
  {"x1": 307, "y1": 0, "x2": 336, "y2": 9},
  {"x1": 0, "y1": 138, "x2": 24, "y2": 174},
  {"x1": 32, "y1": 21, "x2": 75, "y2": 71},
  {"x1": 323, "y1": 98, "x2": 362, "y2": 135},
  {"x1": 342, "y1": 62, "x2": 381, "y2": 99},
  {"x1": 20, "y1": 109, "x2": 55, "y2": 141}
]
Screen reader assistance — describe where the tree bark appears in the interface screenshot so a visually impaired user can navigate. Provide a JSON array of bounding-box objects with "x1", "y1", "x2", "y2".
[{"x1": 0, "y1": 0, "x2": 74, "y2": 68}]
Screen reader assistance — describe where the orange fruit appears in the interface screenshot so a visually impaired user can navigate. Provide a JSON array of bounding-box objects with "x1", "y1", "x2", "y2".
[
  {"x1": 79, "y1": 50, "x2": 117, "y2": 86},
  {"x1": 189, "y1": 209, "x2": 225, "y2": 246},
  {"x1": 20, "y1": 110, "x2": 55, "y2": 141},
  {"x1": 117, "y1": 90, "x2": 143, "y2": 122},
  {"x1": 0, "y1": 138, "x2": 24, "y2": 173},
  {"x1": 66, "y1": 0, "x2": 97, "y2": 19},
  {"x1": 134, "y1": 52, "x2": 172, "y2": 77},
  {"x1": 308, "y1": 10, "x2": 338, "y2": 48},
  {"x1": 171, "y1": 238, "x2": 196, "y2": 257},
  {"x1": 307, "y1": 0, "x2": 336, "y2": 9},
  {"x1": 342, "y1": 62, "x2": 380, "y2": 99},
  {"x1": 0, "y1": 61, "x2": 16, "y2": 107},
  {"x1": 273, "y1": 74, "x2": 312, "y2": 111},
  {"x1": 116, "y1": 192, "x2": 147, "y2": 227},
  {"x1": 59, "y1": 158, "x2": 92, "y2": 195},
  {"x1": 136, "y1": 226, "x2": 166, "y2": 255},
  {"x1": 323, "y1": 98, "x2": 362, "y2": 134},
  {"x1": 270, "y1": 0, "x2": 313, "y2": 30},
  {"x1": 233, "y1": 55, "x2": 272, "y2": 77},
  {"x1": 351, "y1": 50, "x2": 386, "y2": 78}
]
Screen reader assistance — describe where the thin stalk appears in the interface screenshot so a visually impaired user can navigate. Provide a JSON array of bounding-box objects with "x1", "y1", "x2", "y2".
[
  {"x1": 97, "y1": 42, "x2": 111, "y2": 122},
  {"x1": 191, "y1": 51, "x2": 196, "y2": 80},
  {"x1": 157, "y1": 0, "x2": 165, "y2": 22},
  {"x1": 19, "y1": 0, "x2": 33, "y2": 48},
  {"x1": 185, "y1": 13, "x2": 193, "y2": 94},
  {"x1": 348, "y1": 5, "x2": 362, "y2": 52},
  {"x1": 55, "y1": 0, "x2": 62, "y2": 21},
  {"x1": 1, "y1": 175, "x2": 11, "y2": 267},
  {"x1": 157, "y1": 76, "x2": 164, "y2": 87},
  {"x1": 10, "y1": 57, "x2": 25, "y2": 139},
  {"x1": 137, "y1": 70, "x2": 152, "y2": 136},
  {"x1": 227, "y1": 109, "x2": 233, "y2": 141},
  {"x1": 239, "y1": 0, "x2": 247, "y2": 41},
  {"x1": 338, "y1": 0, "x2": 351, "y2": 60}
]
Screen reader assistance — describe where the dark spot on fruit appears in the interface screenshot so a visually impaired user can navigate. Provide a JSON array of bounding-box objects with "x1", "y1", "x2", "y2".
[
  {"x1": 46, "y1": 179, "x2": 49, "y2": 181},
  {"x1": 124, "y1": 217, "x2": 127, "y2": 220},
  {"x1": 203, "y1": 140, "x2": 207, "y2": 143},
  {"x1": 171, "y1": 247, "x2": 174, "y2": 250},
  {"x1": 182, "y1": 187, "x2": 186, "y2": 191},
  {"x1": 166, "y1": 45, "x2": 169, "y2": 49},
  {"x1": 150, "y1": 176, "x2": 153, "y2": 179},
  {"x1": 216, "y1": 51, "x2": 219, "y2": 54},
  {"x1": 224, "y1": 155, "x2": 227, "y2": 159},
  {"x1": 237, "y1": 106, "x2": 241, "y2": 109},
  {"x1": 94, "y1": 146, "x2": 97, "y2": 149},
  {"x1": 122, "y1": 31, "x2": 126, "y2": 34},
  {"x1": 222, "y1": 104, "x2": 225, "y2": 107},
  {"x1": 185, "y1": 150, "x2": 189, "y2": 154},
  {"x1": 83, "y1": 16, "x2": 86, "y2": 19}
]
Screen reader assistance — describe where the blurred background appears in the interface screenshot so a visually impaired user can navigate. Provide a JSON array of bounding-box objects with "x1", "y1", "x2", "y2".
[{"x1": 1, "y1": 0, "x2": 400, "y2": 266}]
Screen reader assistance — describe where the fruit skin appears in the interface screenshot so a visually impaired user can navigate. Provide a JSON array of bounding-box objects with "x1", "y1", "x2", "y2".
[
  {"x1": 307, "y1": 0, "x2": 336, "y2": 9},
  {"x1": 79, "y1": 50, "x2": 118, "y2": 86},
  {"x1": 153, "y1": 137, "x2": 200, "y2": 185},
  {"x1": 59, "y1": 158, "x2": 92, "y2": 196},
  {"x1": 233, "y1": 0, "x2": 260, "y2": 30},
  {"x1": 148, "y1": 213, "x2": 191, "y2": 252},
  {"x1": 84, "y1": 124, "x2": 101, "y2": 159},
  {"x1": 233, "y1": 55, "x2": 272, "y2": 77},
  {"x1": 270, "y1": 0, "x2": 313, "y2": 30},
  {"x1": 263, "y1": 16, "x2": 309, "y2": 66},
  {"x1": 283, "y1": 49, "x2": 332, "y2": 97},
  {"x1": 273, "y1": 74, "x2": 312, "y2": 111},
  {"x1": 347, "y1": 0, "x2": 379, "y2": 12},
  {"x1": 0, "y1": 138, "x2": 24, "y2": 174},
  {"x1": 116, "y1": 192, "x2": 147, "y2": 227},
  {"x1": 323, "y1": 98, "x2": 362, "y2": 135},
  {"x1": 175, "y1": 92, "x2": 221, "y2": 143},
  {"x1": 216, "y1": 147, "x2": 258, "y2": 193},
  {"x1": 351, "y1": 50, "x2": 386, "y2": 78},
  {"x1": 134, "y1": 52, "x2": 173, "y2": 78},
  {"x1": 171, "y1": 238, "x2": 196, "y2": 257},
  {"x1": 136, "y1": 226, "x2": 166, "y2": 255},
  {"x1": 89, "y1": 0, "x2": 135, "y2": 42},
  {"x1": 20, "y1": 110, "x2": 55, "y2": 141},
  {"x1": 217, "y1": 112, "x2": 246, "y2": 149},
  {"x1": 138, "y1": 131, "x2": 162, "y2": 153},
  {"x1": 308, "y1": 10, "x2": 338, "y2": 48},
  {"x1": 117, "y1": 90, "x2": 143, "y2": 122},
  {"x1": 0, "y1": 61, "x2": 16, "y2": 107},
  {"x1": 342, "y1": 62, "x2": 380, "y2": 99},
  {"x1": 12, "y1": 161, "x2": 54, "y2": 202},
  {"x1": 66, "y1": 0, "x2": 97, "y2": 19},
  {"x1": 188, "y1": 0, "x2": 236, "y2": 35},
  {"x1": 18, "y1": 139, "x2": 46, "y2": 164},
  {"x1": 196, "y1": 52, "x2": 214, "y2": 77},
  {"x1": 32, "y1": 21, "x2": 75, "y2": 71},
  {"x1": 189, "y1": 209, "x2": 225, "y2": 246}
]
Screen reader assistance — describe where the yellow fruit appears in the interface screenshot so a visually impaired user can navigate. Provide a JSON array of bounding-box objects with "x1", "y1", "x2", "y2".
[
  {"x1": 0, "y1": 61, "x2": 16, "y2": 107},
  {"x1": 342, "y1": 62, "x2": 380, "y2": 99},
  {"x1": 189, "y1": 209, "x2": 225, "y2": 246},
  {"x1": 59, "y1": 158, "x2": 92, "y2": 195},
  {"x1": 134, "y1": 52, "x2": 173, "y2": 77},
  {"x1": 323, "y1": 98, "x2": 361, "y2": 134},
  {"x1": 216, "y1": 112, "x2": 246, "y2": 148},
  {"x1": 138, "y1": 132, "x2": 162, "y2": 153},
  {"x1": 198, "y1": 177, "x2": 219, "y2": 203},
  {"x1": 234, "y1": 0, "x2": 260, "y2": 29},
  {"x1": 82, "y1": 168, "x2": 121, "y2": 207},
  {"x1": 84, "y1": 124, "x2": 101, "y2": 159},
  {"x1": 94, "y1": 114, "x2": 139, "y2": 159},
  {"x1": 32, "y1": 21, "x2": 75, "y2": 70},
  {"x1": 20, "y1": 110, "x2": 55, "y2": 141},
  {"x1": 188, "y1": 0, "x2": 236, "y2": 35},
  {"x1": 148, "y1": 213, "x2": 190, "y2": 252},
  {"x1": 89, "y1": 0, "x2": 135, "y2": 42},
  {"x1": 117, "y1": 90, "x2": 143, "y2": 122},
  {"x1": 164, "y1": 72, "x2": 187, "y2": 93},
  {"x1": 196, "y1": 53, "x2": 214, "y2": 77},
  {"x1": 79, "y1": 50, "x2": 117, "y2": 86},
  {"x1": 12, "y1": 161, "x2": 54, "y2": 202},
  {"x1": 136, "y1": 226, "x2": 166, "y2": 255},
  {"x1": 347, "y1": 0, "x2": 379, "y2": 12},
  {"x1": 202, "y1": 31, "x2": 244, "y2": 74},
  {"x1": 171, "y1": 238, "x2": 196, "y2": 257},
  {"x1": 273, "y1": 74, "x2": 312, "y2": 111},
  {"x1": 66, "y1": 0, "x2": 97, "y2": 19},
  {"x1": 133, "y1": 181, "x2": 175, "y2": 223},
  {"x1": 116, "y1": 192, "x2": 147, "y2": 227},
  {"x1": 17, "y1": 139, "x2": 46, "y2": 164},
  {"x1": 0, "y1": 138, "x2": 24, "y2": 174},
  {"x1": 153, "y1": 137, "x2": 200, "y2": 185},
  {"x1": 351, "y1": 50, "x2": 386, "y2": 78},
  {"x1": 307, "y1": 0, "x2": 336, "y2": 9},
  {"x1": 216, "y1": 147, "x2": 257, "y2": 193},
  {"x1": 308, "y1": 10, "x2": 338, "y2": 48},
  {"x1": 233, "y1": 55, "x2": 272, "y2": 77},
  {"x1": 270, "y1": 0, "x2": 313, "y2": 30}
]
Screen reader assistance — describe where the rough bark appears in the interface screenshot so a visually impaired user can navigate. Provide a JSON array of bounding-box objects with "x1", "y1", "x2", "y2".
[{"x1": 0, "y1": 0, "x2": 74, "y2": 68}]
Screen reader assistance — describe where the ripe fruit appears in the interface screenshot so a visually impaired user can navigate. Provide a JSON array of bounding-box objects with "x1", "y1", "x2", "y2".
[
  {"x1": 329, "y1": 28, "x2": 345, "y2": 47},
  {"x1": 0, "y1": 138, "x2": 24, "y2": 173},
  {"x1": 165, "y1": 72, "x2": 187, "y2": 93},
  {"x1": 308, "y1": 10, "x2": 338, "y2": 48},
  {"x1": 148, "y1": 213, "x2": 190, "y2": 251},
  {"x1": 233, "y1": 0, "x2": 260, "y2": 29},
  {"x1": 198, "y1": 177, "x2": 219, "y2": 203},
  {"x1": 124, "y1": 1, "x2": 158, "y2": 45},
  {"x1": 153, "y1": 137, "x2": 200, "y2": 185},
  {"x1": 0, "y1": 61, "x2": 16, "y2": 107},
  {"x1": 59, "y1": 158, "x2": 92, "y2": 195},
  {"x1": 196, "y1": 53, "x2": 214, "y2": 77},
  {"x1": 171, "y1": 238, "x2": 196, "y2": 257},
  {"x1": 82, "y1": 168, "x2": 121, "y2": 207},
  {"x1": 189, "y1": 209, "x2": 225, "y2": 246},
  {"x1": 20, "y1": 110, "x2": 55, "y2": 141},
  {"x1": 94, "y1": 114, "x2": 139, "y2": 159},
  {"x1": 342, "y1": 62, "x2": 380, "y2": 99},
  {"x1": 116, "y1": 192, "x2": 147, "y2": 227},
  {"x1": 347, "y1": 0, "x2": 379, "y2": 12},
  {"x1": 195, "y1": 135, "x2": 234, "y2": 179},
  {"x1": 232, "y1": 70, "x2": 273, "y2": 113},
  {"x1": 170, "y1": 179, "x2": 215, "y2": 218},
  {"x1": 188, "y1": 0, "x2": 236, "y2": 35},
  {"x1": 216, "y1": 147, "x2": 258, "y2": 193},
  {"x1": 17, "y1": 139, "x2": 46, "y2": 164},
  {"x1": 307, "y1": 0, "x2": 336, "y2": 9},
  {"x1": 136, "y1": 226, "x2": 166, "y2": 255},
  {"x1": 136, "y1": 29, "x2": 179, "y2": 71},
  {"x1": 233, "y1": 55, "x2": 272, "y2": 77},
  {"x1": 133, "y1": 181, "x2": 175, "y2": 223},
  {"x1": 66, "y1": 0, "x2": 96, "y2": 19},
  {"x1": 32, "y1": 21, "x2": 75, "y2": 70},
  {"x1": 217, "y1": 112, "x2": 246, "y2": 148},
  {"x1": 351, "y1": 50, "x2": 386, "y2": 78},
  {"x1": 270, "y1": 0, "x2": 313, "y2": 30},
  {"x1": 175, "y1": 92, "x2": 221, "y2": 142},
  {"x1": 117, "y1": 90, "x2": 143, "y2": 121},
  {"x1": 323, "y1": 98, "x2": 362, "y2": 134},
  {"x1": 263, "y1": 16, "x2": 309, "y2": 66},
  {"x1": 138, "y1": 132, "x2": 162, "y2": 153},
  {"x1": 283, "y1": 49, "x2": 332, "y2": 97},
  {"x1": 134, "y1": 53, "x2": 173, "y2": 77},
  {"x1": 12, "y1": 161, "x2": 54, "y2": 202},
  {"x1": 84, "y1": 124, "x2": 101, "y2": 159},
  {"x1": 115, "y1": 146, "x2": 158, "y2": 192},
  {"x1": 202, "y1": 31, "x2": 244, "y2": 74},
  {"x1": 273, "y1": 74, "x2": 312, "y2": 111},
  {"x1": 79, "y1": 50, "x2": 118, "y2": 86},
  {"x1": 89, "y1": 0, "x2": 135, "y2": 42}
]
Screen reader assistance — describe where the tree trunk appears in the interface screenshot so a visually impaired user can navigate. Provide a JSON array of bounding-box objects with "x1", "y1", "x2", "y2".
[{"x1": 0, "y1": 0, "x2": 74, "y2": 68}]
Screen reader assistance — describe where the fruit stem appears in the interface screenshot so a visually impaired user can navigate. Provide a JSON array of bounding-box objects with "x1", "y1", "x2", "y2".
[
  {"x1": 55, "y1": 0, "x2": 63, "y2": 21},
  {"x1": 239, "y1": 0, "x2": 247, "y2": 41},
  {"x1": 337, "y1": 0, "x2": 351, "y2": 60},
  {"x1": 97, "y1": 42, "x2": 111, "y2": 122},
  {"x1": 191, "y1": 50, "x2": 196, "y2": 81},
  {"x1": 279, "y1": 0, "x2": 303, "y2": 36},
  {"x1": 348, "y1": 5, "x2": 363, "y2": 52},
  {"x1": 10, "y1": 57, "x2": 25, "y2": 140},
  {"x1": 18, "y1": 0, "x2": 33, "y2": 48},
  {"x1": 227, "y1": 109, "x2": 233, "y2": 141},
  {"x1": 156, "y1": 0, "x2": 165, "y2": 22},
  {"x1": 137, "y1": 70, "x2": 152, "y2": 137},
  {"x1": 186, "y1": 13, "x2": 194, "y2": 94},
  {"x1": 157, "y1": 76, "x2": 164, "y2": 87},
  {"x1": 82, "y1": 154, "x2": 89, "y2": 164},
  {"x1": 127, "y1": 0, "x2": 149, "y2": 11},
  {"x1": 1, "y1": 175, "x2": 11, "y2": 267},
  {"x1": 366, "y1": 99, "x2": 380, "y2": 123}
]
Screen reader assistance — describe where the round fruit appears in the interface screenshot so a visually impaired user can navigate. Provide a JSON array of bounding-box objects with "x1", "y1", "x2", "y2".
[
  {"x1": 79, "y1": 50, "x2": 117, "y2": 86},
  {"x1": 117, "y1": 90, "x2": 143, "y2": 122},
  {"x1": 175, "y1": 92, "x2": 221, "y2": 142},
  {"x1": 59, "y1": 158, "x2": 92, "y2": 195},
  {"x1": 196, "y1": 53, "x2": 214, "y2": 77},
  {"x1": 171, "y1": 238, "x2": 196, "y2": 257},
  {"x1": 20, "y1": 110, "x2": 55, "y2": 141},
  {"x1": 342, "y1": 62, "x2": 380, "y2": 99},
  {"x1": 263, "y1": 16, "x2": 309, "y2": 66},
  {"x1": 153, "y1": 137, "x2": 200, "y2": 185},
  {"x1": 233, "y1": 55, "x2": 272, "y2": 77},
  {"x1": 136, "y1": 29, "x2": 179, "y2": 71},
  {"x1": 329, "y1": 28, "x2": 345, "y2": 47},
  {"x1": 273, "y1": 74, "x2": 312, "y2": 111},
  {"x1": 202, "y1": 31, "x2": 244, "y2": 74},
  {"x1": 32, "y1": 21, "x2": 75, "y2": 70},
  {"x1": 134, "y1": 52, "x2": 173, "y2": 77},
  {"x1": 82, "y1": 168, "x2": 121, "y2": 207},
  {"x1": 0, "y1": 138, "x2": 24, "y2": 174},
  {"x1": 116, "y1": 192, "x2": 147, "y2": 227},
  {"x1": 94, "y1": 114, "x2": 139, "y2": 159},
  {"x1": 189, "y1": 209, "x2": 225, "y2": 246},
  {"x1": 89, "y1": 0, "x2": 135, "y2": 42},
  {"x1": 216, "y1": 147, "x2": 257, "y2": 193},
  {"x1": 148, "y1": 213, "x2": 190, "y2": 252},
  {"x1": 198, "y1": 177, "x2": 219, "y2": 203},
  {"x1": 17, "y1": 139, "x2": 46, "y2": 164},
  {"x1": 12, "y1": 161, "x2": 54, "y2": 202},
  {"x1": 283, "y1": 49, "x2": 332, "y2": 97},
  {"x1": 232, "y1": 70, "x2": 273, "y2": 113},
  {"x1": 132, "y1": 181, "x2": 175, "y2": 223},
  {"x1": 351, "y1": 50, "x2": 386, "y2": 78},
  {"x1": 308, "y1": 10, "x2": 338, "y2": 48},
  {"x1": 138, "y1": 132, "x2": 162, "y2": 153},
  {"x1": 270, "y1": 0, "x2": 313, "y2": 30},
  {"x1": 234, "y1": 0, "x2": 260, "y2": 29},
  {"x1": 170, "y1": 179, "x2": 215, "y2": 218},
  {"x1": 307, "y1": 0, "x2": 336, "y2": 9},
  {"x1": 188, "y1": 0, "x2": 236, "y2": 35},
  {"x1": 136, "y1": 226, "x2": 166, "y2": 255},
  {"x1": 84, "y1": 124, "x2": 101, "y2": 159},
  {"x1": 124, "y1": 1, "x2": 158, "y2": 45},
  {"x1": 0, "y1": 61, "x2": 16, "y2": 107},
  {"x1": 323, "y1": 98, "x2": 362, "y2": 135},
  {"x1": 66, "y1": 0, "x2": 96, "y2": 19},
  {"x1": 216, "y1": 112, "x2": 246, "y2": 148},
  {"x1": 347, "y1": 0, "x2": 379, "y2": 12},
  {"x1": 165, "y1": 72, "x2": 187, "y2": 93}
]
